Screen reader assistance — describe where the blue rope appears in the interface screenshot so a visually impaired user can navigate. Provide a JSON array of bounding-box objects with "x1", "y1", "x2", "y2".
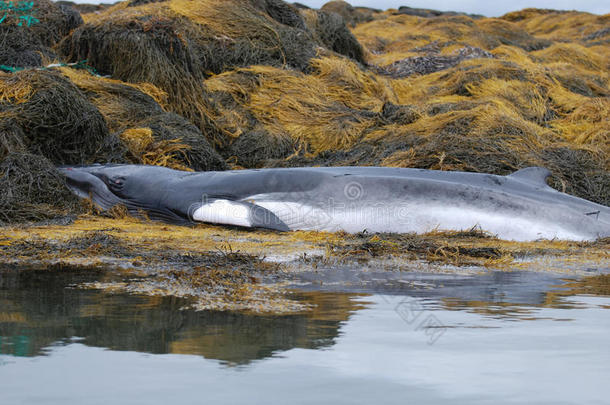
[
  {"x1": 0, "y1": 1, "x2": 38, "y2": 26},
  {"x1": 0, "y1": 61, "x2": 101, "y2": 76}
]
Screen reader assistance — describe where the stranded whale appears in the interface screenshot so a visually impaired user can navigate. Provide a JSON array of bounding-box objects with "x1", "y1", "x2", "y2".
[{"x1": 59, "y1": 164, "x2": 610, "y2": 241}]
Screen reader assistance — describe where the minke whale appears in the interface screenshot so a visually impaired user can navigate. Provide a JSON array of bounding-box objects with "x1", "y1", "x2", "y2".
[{"x1": 59, "y1": 164, "x2": 610, "y2": 241}]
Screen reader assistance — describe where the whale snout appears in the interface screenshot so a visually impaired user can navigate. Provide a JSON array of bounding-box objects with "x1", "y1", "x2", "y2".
[{"x1": 59, "y1": 167, "x2": 123, "y2": 210}]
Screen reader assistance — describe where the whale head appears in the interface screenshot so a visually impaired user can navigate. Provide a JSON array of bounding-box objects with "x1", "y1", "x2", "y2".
[{"x1": 59, "y1": 164, "x2": 190, "y2": 223}]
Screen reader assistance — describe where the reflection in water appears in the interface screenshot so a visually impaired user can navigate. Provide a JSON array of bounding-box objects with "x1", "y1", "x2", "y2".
[
  {"x1": 1, "y1": 266, "x2": 609, "y2": 363},
  {"x1": 1, "y1": 267, "x2": 609, "y2": 405},
  {"x1": 547, "y1": 273, "x2": 610, "y2": 301},
  {"x1": 0, "y1": 268, "x2": 366, "y2": 364},
  {"x1": 295, "y1": 267, "x2": 610, "y2": 320},
  {"x1": 440, "y1": 273, "x2": 610, "y2": 320}
]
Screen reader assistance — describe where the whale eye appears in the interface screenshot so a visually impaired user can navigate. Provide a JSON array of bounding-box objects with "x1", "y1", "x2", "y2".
[{"x1": 109, "y1": 176, "x2": 125, "y2": 189}]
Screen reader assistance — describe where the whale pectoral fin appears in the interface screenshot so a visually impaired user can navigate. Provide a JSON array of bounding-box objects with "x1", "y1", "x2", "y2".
[
  {"x1": 191, "y1": 199, "x2": 290, "y2": 231},
  {"x1": 507, "y1": 167, "x2": 552, "y2": 187}
]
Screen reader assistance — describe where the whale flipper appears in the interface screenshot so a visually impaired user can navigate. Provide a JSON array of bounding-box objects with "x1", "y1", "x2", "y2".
[
  {"x1": 507, "y1": 167, "x2": 552, "y2": 188},
  {"x1": 191, "y1": 199, "x2": 290, "y2": 231}
]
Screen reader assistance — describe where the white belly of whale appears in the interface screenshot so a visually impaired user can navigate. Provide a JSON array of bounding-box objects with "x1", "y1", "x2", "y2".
[{"x1": 253, "y1": 201, "x2": 586, "y2": 241}]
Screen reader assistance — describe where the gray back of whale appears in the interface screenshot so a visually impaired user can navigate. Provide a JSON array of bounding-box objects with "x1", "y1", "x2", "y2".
[{"x1": 59, "y1": 164, "x2": 610, "y2": 241}]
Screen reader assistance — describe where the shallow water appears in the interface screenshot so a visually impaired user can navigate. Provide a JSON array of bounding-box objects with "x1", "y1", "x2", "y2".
[{"x1": 0, "y1": 267, "x2": 609, "y2": 404}]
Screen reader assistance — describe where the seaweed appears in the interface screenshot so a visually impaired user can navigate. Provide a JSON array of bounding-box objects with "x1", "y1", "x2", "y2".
[
  {"x1": 320, "y1": 1, "x2": 373, "y2": 27},
  {"x1": 302, "y1": 8, "x2": 364, "y2": 63},
  {"x1": 396, "y1": 5, "x2": 483, "y2": 19},
  {"x1": 255, "y1": 0, "x2": 306, "y2": 29},
  {"x1": 130, "y1": 113, "x2": 227, "y2": 171},
  {"x1": 501, "y1": 8, "x2": 609, "y2": 43},
  {"x1": 56, "y1": 1, "x2": 111, "y2": 15},
  {"x1": 327, "y1": 231, "x2": 505, "y2": 267},
  {"x1": 0, "y1": 24, "x2": 57, "y2": 68},
  {"x1": 0, "y1": 69, "x2": 108, "y2": 164},
  {"x1": 57, "y1": 1, "x2": 334, "y2": 147},
  {"x1": 59, "y1": 67, "x2": 226, "y2": 170},
  {"x1": 0, "y1": 152, "x2": 82, "y2": 224},
  {"x1": 227, "y1": 129, "x2": 296, "y2": 168},
  {"x1": 0, "y1": 0, "x2": 83, "y2": 68},
  {"x1": 378, "y1": 46, "x2": 494, "y2": 78}
]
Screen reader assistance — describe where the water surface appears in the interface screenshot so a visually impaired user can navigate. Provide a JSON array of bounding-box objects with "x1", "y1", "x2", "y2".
[{"x1": 0, "y1": 267, "x2": 608, "y2": 404}]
